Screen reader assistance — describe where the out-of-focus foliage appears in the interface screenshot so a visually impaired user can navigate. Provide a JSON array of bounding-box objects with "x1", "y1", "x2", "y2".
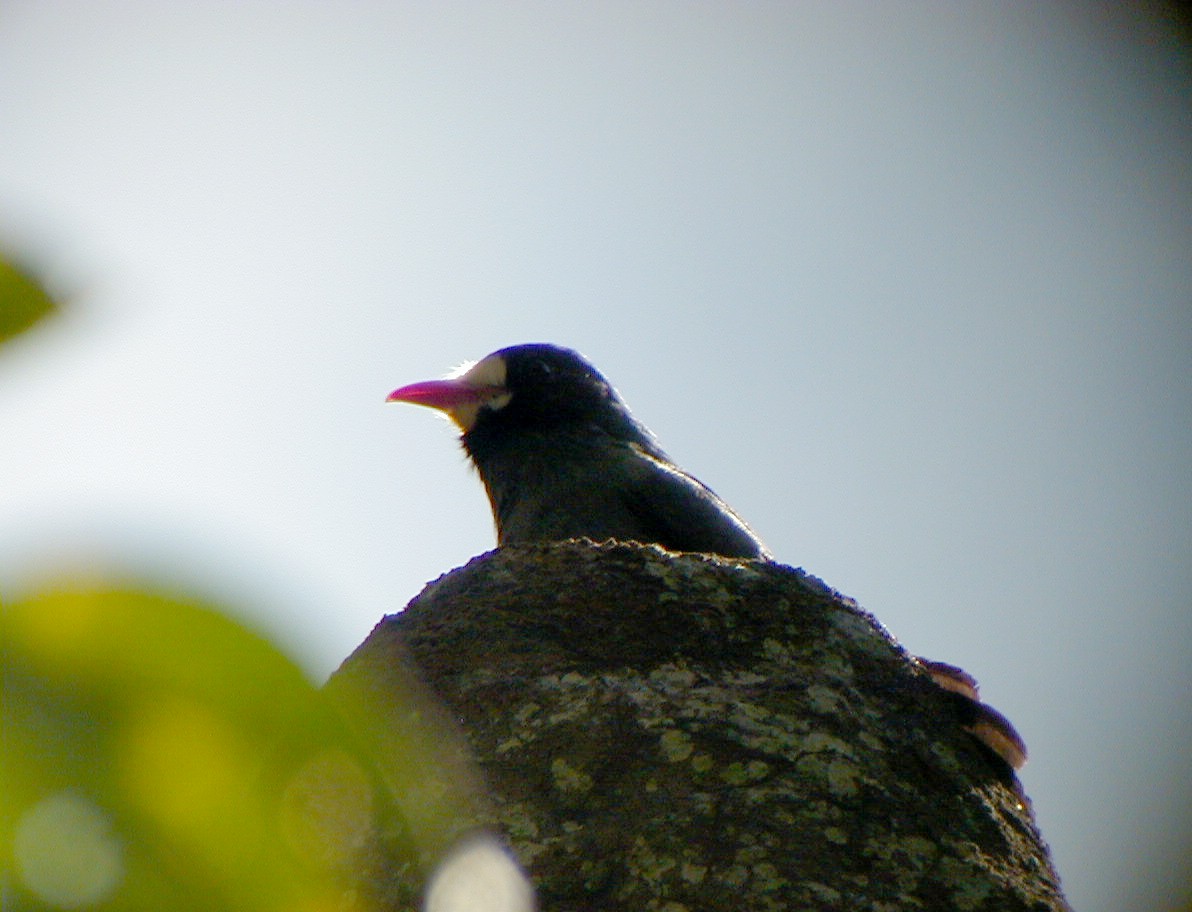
[
  {"x1": 0, "y1": 242, "x2": 532, "y2": 909},
  {"x1": 0, "y1": 255, "x2": 57, "y2": 344},
  {"x1": 0, "y1": 247, "x2": 390, "y2": 910},
  {"x1": 0, "y1": 585, "x2": 385, "y2": 912}
]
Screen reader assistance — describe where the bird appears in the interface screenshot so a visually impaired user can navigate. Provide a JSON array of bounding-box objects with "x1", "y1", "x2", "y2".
[
  {"x1": 387, "y1": 342, "x2": 1026, "y2": 770},
  {"x1": 387, "y1": 343, "x2": 771, "y2": 559}
]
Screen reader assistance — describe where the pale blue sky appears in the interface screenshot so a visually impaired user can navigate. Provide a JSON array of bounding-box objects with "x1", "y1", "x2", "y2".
[{"x1": 2, "y1": 3, "x2": 1189, "y2": 909}]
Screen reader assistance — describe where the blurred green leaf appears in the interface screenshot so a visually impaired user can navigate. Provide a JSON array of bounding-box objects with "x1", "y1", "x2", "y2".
[
  {"x1": 0, "y1": 585, "x2": 385, "y2": 912},
  {"x1": 0, "y1": 255, "x2": 58, "y2": 344}
]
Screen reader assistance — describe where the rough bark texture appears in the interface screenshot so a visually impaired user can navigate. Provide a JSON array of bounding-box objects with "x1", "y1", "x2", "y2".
[{"x1": 328, "y1": 541, "x2": 1070, "y2": 911}]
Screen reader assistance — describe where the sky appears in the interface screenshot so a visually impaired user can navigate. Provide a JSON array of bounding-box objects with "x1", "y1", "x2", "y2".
[{"x1": 1, "y1": 3, "x2": 1189, "y2": 910}]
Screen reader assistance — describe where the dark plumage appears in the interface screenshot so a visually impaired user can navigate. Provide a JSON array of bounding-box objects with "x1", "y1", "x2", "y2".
[{"x1": 387, "y1": 343, "x2": 770, "y2": 559}]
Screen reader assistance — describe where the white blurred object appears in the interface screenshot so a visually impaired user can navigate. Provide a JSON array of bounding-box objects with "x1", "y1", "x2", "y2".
[{"x1": 424, "y1": 832, "x2": 537, "y2": 912}]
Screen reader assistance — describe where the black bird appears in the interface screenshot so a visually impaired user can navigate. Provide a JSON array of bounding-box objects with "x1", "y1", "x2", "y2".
[
  {"x1": 387, "y1": 342, "x2": 1026, "y2": 770},
  {"x1": 387, "y1": 343, "x2": 770, "y2": 559}
]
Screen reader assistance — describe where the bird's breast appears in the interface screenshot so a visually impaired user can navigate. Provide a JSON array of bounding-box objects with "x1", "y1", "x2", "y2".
[{"x1": 473, "y1": 435, "x2": 653, "y2": 547}]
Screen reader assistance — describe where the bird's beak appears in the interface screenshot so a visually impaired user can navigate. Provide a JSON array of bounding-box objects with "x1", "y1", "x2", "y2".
[
  {"x1": 386, "y1": 378, "x2": 494, "y2": 410},
  {"x1": 388, "y1": 356, "x2": 511, "y2": 431}
]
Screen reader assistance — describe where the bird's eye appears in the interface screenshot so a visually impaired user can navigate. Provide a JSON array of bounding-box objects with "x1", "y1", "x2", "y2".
[{"x1": 526, "y1": 360, "x2": 557, "y2": 384}]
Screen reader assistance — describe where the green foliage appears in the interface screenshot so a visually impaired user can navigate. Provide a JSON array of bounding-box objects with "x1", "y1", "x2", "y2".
[
  {"x1": 1, "y1": 586, "x2": 382, "y2": 911},
  {"x1": 0, "y1": 256, "x2": 57, "y2": 344},
  {"x1": 0, "y1": 245, "x2": 481, "y2": 909}
]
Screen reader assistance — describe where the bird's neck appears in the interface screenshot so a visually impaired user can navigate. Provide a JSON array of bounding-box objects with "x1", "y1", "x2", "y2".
[{"x1": 463, "y1": 426, "x2": 592, "y2": 487}]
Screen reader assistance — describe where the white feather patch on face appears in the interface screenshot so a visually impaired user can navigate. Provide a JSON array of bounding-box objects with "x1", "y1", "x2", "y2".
[
  {"x1": 457, "y1": 354, "x2": 506, "y2": 387},
  {"x1": 450, "y1": 354, "x2": 512, "y2": 430}
]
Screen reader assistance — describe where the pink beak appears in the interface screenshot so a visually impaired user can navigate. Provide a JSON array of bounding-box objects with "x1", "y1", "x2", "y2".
[{"x1": 387, "y1": 378, "x2": 494, "y2": 410}]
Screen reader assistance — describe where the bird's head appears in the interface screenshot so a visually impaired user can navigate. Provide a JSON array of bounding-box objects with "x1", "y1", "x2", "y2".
[{"x1": 387, "y1": 344, "x2": 655, "y2": 450}]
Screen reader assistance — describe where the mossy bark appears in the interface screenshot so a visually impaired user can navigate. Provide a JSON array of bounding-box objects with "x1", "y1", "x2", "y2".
[{"x1": 328, "y1": 541, "x2": 1070, "y2": 911}]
